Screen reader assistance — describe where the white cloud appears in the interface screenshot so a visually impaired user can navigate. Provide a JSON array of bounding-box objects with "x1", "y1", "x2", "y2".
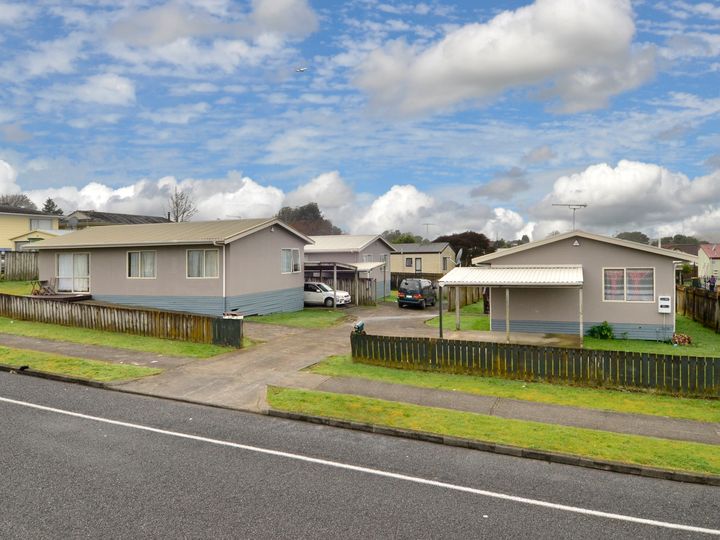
[
  {"x1": 284, "y1": 171, "x2": 355, "y2": 211},
  {"x1": 351, "y1": 184, "x2": 434, "y2": 233},
  {"x1": 0, "y1": 2, "x2": 35, "y2": 25},
  {"x1": 141, "y1": 103, "x2": 210, "y2": 124},
  {"x1": 356, "y1": 0, "x2": 650, "y2": 115},
  {"x1": 0, "y1": 159, "x2": 20, "y2": 195},
  {"x1": 37, "y1": 73, "x2": 136, "y2": 112},
  {"x1": 251, "y1": 0, "x2": 318, "y2": 37}
]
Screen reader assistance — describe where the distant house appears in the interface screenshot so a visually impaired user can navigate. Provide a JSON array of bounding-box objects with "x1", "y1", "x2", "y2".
[
  {"x1": 304, "y1": 235, "x2": 394, "y2": 301},
  {"x1": 439, "y1": 230, "x2": 696, "y2": 341},
  {"x1": 0, "y1": 205, "x2": 60, "y2": 251},
  {"x1": 10, "y1": 229, "x2": 73, "y2": 251},
  {"x1": 698, "y1": 244, "x2": 720, "y2": 279},
  {"x1": 391, "y1": 242, "x2": 456, "y2": 275},
  {"x1": 62, "y1": 210, "x2": 171, "y2": 229},
  {"x1": 33, "y1": 219, "x2": 311, "y2": 316}
]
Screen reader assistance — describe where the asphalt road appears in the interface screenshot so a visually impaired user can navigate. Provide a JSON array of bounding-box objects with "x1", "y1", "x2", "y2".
[{"x1": 1, "y1": 372, "x2": 718, "y2": 539}]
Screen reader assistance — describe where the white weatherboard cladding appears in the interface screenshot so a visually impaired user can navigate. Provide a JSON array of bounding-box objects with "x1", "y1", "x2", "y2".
[{"x1": 439, "y1": 265, "x2": 583, "y2": 287}]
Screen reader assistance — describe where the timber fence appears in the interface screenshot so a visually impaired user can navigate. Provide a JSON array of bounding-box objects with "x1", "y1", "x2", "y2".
[
  {"x1": 1, "y1": 252, "x2": 38, "y2": 281},
  {"x1": 0, "y1": 293, "x2": 242, "y2": 347},
  {"x1": 676, "y1": 285, "x2": 719, "y2": 333},
  {"x1": 350, "y1": 333, "x2": 720, "y2": 397}
]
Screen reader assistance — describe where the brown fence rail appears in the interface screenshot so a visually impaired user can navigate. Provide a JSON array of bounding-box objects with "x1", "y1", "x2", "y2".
[
  {"x1": 0, "y1": 294, "x2": 242, "y2": 347},
  {"x1": 317, "y1": 277, "x2": 377, "y2": 306},
  {"x1": 350, "y1": 333, "x2": 720, "y2": 397},
  {"x1": 1, "y1": 252, "x2": 38, "y2": 281},
  {"x1": 676, "y1": 285, "x2": 720, "y2": 333}
]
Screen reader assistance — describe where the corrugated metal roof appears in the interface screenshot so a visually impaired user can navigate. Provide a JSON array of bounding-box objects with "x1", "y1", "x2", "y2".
[
  {"x1": 306, "y1": 235, "x2": 383, "y2": 252},
  {"x1": 439, "y1": 265, "x2": 583, "y2": 287},
  {"x1": 353, "y1": 261, "x2": 385, "y2": 271},
  {"x1": 66, "y1": 210, "x2": 171, "y2": 225},
  {"x1": 700, "y1": 244, "x2": 720, "y2": 259},
  {"x1": 32, "y1": 218, "x2": 311, "y2": 249},
  {"x1": 391, "y1": 242, "x2": 451, "y2": 254}
]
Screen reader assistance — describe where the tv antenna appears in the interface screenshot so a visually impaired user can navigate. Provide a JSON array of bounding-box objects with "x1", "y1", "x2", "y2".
[
  {"x1": 422, "y1": 223, "x2": 435, "y2": 237},
  {"x1": 552, "y1": 203, "x2": 587, "y2": 231}
]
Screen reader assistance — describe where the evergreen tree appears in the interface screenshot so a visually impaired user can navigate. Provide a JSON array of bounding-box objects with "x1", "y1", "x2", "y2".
[{"x1": 41, "y1": 198, "x2": 63, "y2": 215}]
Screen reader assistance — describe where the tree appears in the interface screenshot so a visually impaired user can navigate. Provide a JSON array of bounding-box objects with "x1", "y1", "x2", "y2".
[
  {"x1": 616, "y1": 231, "x2": 650, "y2": 244},
  {"x1": 661, "y1": 234, "x2": 703, "y2": 245},
  {"x1": 520, "y1": 234, "x2": 530, "y2": 244},
  {"x1": 0, "y1": 193, "x2": 37, "y2": 210},
  {"x1": 276, "y1": 202, "x2": 341, "y2": 235},
  {"x1": 167, "y1": 187, "x2": 197, "y2": 222},
  {"x1": 433, "y1": 231, "x2": 494, "y2": 266},
  {"x1": 381, "y1": 229, "x2": 423, "y2": 243},
  {"x1": 41, "y1": 198, "x2": 63, "y2": 215}
]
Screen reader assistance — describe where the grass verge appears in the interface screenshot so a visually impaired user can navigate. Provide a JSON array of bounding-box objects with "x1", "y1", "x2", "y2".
[
  {"x1": 308, "y1": 355, "x2": 720, "y2": 423},
  {"x1": 0, "y1": 317, "x2": 234, "y2": 358},
  {"x1": 267, "y1": 386, "x2": 720, "y2": 476},
  {"x1": 0, "y1": 280, "x2": 34, "y2": 296},
  {"x1": 250, "y1": 308, "x2": 349, "y2": 328},
  {"x1": 424, "y1": 300, "x2": 489, "y2": 331},
  {"x1": 0, "y1": 346, "x2": 161, "y2": 382}
]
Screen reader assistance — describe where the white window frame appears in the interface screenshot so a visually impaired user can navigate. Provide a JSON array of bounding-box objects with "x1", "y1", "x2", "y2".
[
  {"x1": 56, "y1": 252, "x2": 90, "y2": 293},
  {"x1": 415, "y1": 257, "x2": 422, "y2": 272},
  {"x1": 602, "y1": 267, "x2": 655, "y2": 303},
  {"x1": 127, "y1": 250, "x2": 157, "y2": 279},
  {"x1": 30, "y1": 218, "x2": 53, "y2": 230},
  {"x1": 281, "y1": 248, "x2": 301, "y2": 274},
  {"x1": 362, "y1": 253, "x2": 373, "y2": 262},
  {"x1": 186, "y1": 249, "x2": 219, "y2": 279},
  {"x1": 405, "y1": 257, "x2": 412, "y2": 268},
  {"x1": 442, "y1": 256, "x2": 449, "y2": 271}
]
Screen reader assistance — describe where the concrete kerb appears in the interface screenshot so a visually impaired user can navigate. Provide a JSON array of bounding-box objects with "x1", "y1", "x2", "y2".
[{"x1": 5, "y1": 364, "x2": 719, "y2": 487}]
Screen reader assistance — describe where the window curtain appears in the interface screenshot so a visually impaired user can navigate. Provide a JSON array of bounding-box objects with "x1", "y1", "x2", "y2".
[
  {"x1": 188, "y1": 250, "x2": 203, "y2": 277},
  {"x1": 281, "y1": 249, "x2": 292, "y2": 273},
  {"x1": 57, "y1": 253, "x2": 73, "y2": 292},
  {"x1": 603, "y1": 269, "x2": 625, "y2": 300},
  {"x1": 204, "y1": 250, "x2": 219, "y2": 277},
  {"x1": 292, "y1": 249, "x2": 300, "y2": 272},
  {"x1": 73, "y1": 254, "x2": 89, "y2": 292},
  {"x1": 141, "y1": 251, "x2": 156, "y2": 278},
  {"x1": 128, "y1": 252, "x2": 140, "y2": 277},
  {"x1": 627, "y1": 268, "x2": 654, "y2": 301}
]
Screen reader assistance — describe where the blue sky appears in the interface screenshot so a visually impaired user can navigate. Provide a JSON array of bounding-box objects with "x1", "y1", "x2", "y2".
[{"x1": 0, "y1": 0, "x2": 719, "y2": 240}]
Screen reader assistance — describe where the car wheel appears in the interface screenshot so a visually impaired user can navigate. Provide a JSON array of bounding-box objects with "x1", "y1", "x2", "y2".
[
  {"x1": 420, "y1": 300, "x2": 426, "y2": 309},
  {"x1": 324, "y1": 297, "x2": 334, "y2": 307}
]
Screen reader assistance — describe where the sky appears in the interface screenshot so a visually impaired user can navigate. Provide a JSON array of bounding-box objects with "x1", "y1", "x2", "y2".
[{"x1": 0, "y1": 0, "x2": 719, "y2": 241}]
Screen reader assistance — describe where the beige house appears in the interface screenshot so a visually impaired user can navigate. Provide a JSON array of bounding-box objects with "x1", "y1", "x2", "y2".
[
  {"x1": 698, "y1": 244, "x2": 720, "y2": 279},
  {"x1": 33, "y1": 219, "x2": 311, "y2": 316},
  {"x1": 0, "y1": 206, "x2": 60, "y2": 251},
  {"x1": 391, "y1": 242, "x2": 456, "y2": 274},
  {"x1": 440, "y1": 230, "x2": 696, "y2": 341},
  {"x1": 10, "y1": 229, "x2": 72, "y2": 251}
]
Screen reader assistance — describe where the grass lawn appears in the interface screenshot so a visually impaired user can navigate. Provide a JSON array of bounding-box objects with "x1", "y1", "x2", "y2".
[
  {"x1": 0, "y1": 346, "x2": 161, "y2": 382},
  {"x1": 250, "y1": 308, "x2": 350, "y2": 328},
  {"x1": 424, "y1": 300, "x2": 490, "y2": 331},
  {"x1": 0, "y1": 280, "x2": 34, "y2": 296},
  {"x1": 308, "y1": 355, "x2": 720, "y2": 423},
  {"x1": 0, "y1": 317, "x2": 234, "y2": 358},
  {"x1": 267, "y1": 387, "x2": 720, "y2": 476}
]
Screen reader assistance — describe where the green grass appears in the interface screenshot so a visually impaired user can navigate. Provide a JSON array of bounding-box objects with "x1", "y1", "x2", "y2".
[
  {"x1": 584, "y1": 316, "x2": 720, "y2": 357},
  {"x1": 0, "y1": 317, "x2": 234, "y2": 358},
  {"x1": 0, "y1": 280, "x2": 34, "y2": 296},
  {"x1": 250, "y1": 308, "x2": 350, "y2": 328},
  {"x1": 424, "y1": 300, "x2": 490, "y2": 331},
  {"x1": 308, "y1": 355, "x2": 720, "y2": 423},
  {"x1": 268, "y1": 387, "x2": 720, "y2": 476},
  {"x1": 0, "y1": 346, "x2": 161, "y2": 382}
]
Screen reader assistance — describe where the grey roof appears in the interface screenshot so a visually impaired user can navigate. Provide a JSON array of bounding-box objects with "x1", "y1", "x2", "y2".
[
  {"x1": 0, "y1": 205, "x2": 56, "y2": 217},
  {"x1": 306, "y1": 234, "x2": 394, "y2": 253},
  {"x1": 32, "y1": 218, "x2": 312, "y2": 249},
  {"x1": 439, "y1": 265, "x2": 584, "y2": 287},
  {"x1": 392, "y1": 242, "x2": 451, "y2": 254},
  {"x1": 65, "y1": 210, "x2": 171, "y2": 225}
]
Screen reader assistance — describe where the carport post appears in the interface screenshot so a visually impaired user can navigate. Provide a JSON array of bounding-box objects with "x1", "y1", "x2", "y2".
[
  {"x1": 455, "y1": 286, "x2": 461, "y2": 330},
  {"x1": 579, "y1": 287, "x2": 584, "y2": 348},
  {"x1": 438, "y1": 286, "x2": 443, "y2": 339},
  {"x1": 333, "y1": 264, "x2": 337, "y2": 310},
  {"x1": 355, "y1": 270, "x2": 359, "y2": 306},
  {"x1": 505, "y1": 288, "x2": 510, "y2": 344}
]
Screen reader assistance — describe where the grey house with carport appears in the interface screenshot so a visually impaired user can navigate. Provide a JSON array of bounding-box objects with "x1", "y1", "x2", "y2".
[
  {"x1": 439, "y1": 230, "x2": 696, "y2": 341},
  {"x1": 33, "y1": 218, "x2": 312, "y2": 317}
]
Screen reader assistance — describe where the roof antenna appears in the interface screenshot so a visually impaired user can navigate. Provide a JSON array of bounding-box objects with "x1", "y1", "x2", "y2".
[
  {"x1": 422, "y1": 223, "x2": 435, "y2": 238},
  {"x1": 552, "y1": 203, "x2": 587, "y2": 231}
]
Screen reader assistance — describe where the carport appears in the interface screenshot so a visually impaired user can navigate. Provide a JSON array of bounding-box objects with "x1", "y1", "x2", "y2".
[
  {"x1": 437, "y1": 265, "x2": 585, "y2": 343},
  {"x1": 304, "y1": 260, "x2": 387, "y2": 305}
]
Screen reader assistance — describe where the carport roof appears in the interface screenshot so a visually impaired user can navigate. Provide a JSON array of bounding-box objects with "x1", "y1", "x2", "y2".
[{"x1": 438, "y1": 265, "x2": 584, "y2": 288}]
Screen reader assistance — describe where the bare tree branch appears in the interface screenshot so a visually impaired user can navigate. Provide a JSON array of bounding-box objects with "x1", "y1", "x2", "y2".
[{"x1": 167, "y1": 187, "x2": 197, "y2": 222}]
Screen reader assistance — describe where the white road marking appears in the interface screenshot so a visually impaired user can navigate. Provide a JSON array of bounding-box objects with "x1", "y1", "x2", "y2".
[{"x1": 2, "y1": 395, "x2": 719, "y2": 536}]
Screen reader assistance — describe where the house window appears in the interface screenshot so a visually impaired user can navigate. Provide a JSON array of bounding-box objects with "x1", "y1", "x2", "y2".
[
  {"x1": 30, "y1": 218, "x2": 53, "y2": 230},
  {"x1": 443, "y1": 257, "x2": 449, "y2": 271},
  {"x1": 415, "y1": 258, "x2": 422, "y2": 272},
  {"x1": 603, "y1": 268, "x2": 654, "y2": 302},
  {"x1": 363, "y1": 254, "x2": 373, "y2": 262},
  {"x1": 405, "y1": 257, "x2": 412, "y2": 268},
  {"x1": 57, "y1": 253, "x2": 90, "y2": 292},
  {"x1": 281, "y1": 248, "x2": 301, "y2": 273},
  {"x1": 128, "y1": 251, "x2": 156, "y2": 279},
  {"x1": 187, "y1": 249, "x2": 219, "y2": 278}
]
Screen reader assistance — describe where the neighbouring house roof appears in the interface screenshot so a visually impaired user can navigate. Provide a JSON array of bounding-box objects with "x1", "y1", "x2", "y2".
[
  {"x1": 391, "y1": 242, "x2": 452, "y2": 254},
  {"x1": 439, "y1": 265, "x2": 584, "y2": 288},
  {"x1": 661, "y1": 243, "x2": 700, "y2": 256},
  {"x1": 63, "y1": 210, "x2": 171, "y2": 226},
  {"x1": 0, "y1": 205, "x2": 57, "y2": 217},
  {"x1": 699, "y1": 244, "x2": 720, "y2": 260},
  {"x1": 471, "y1": 230, "x2": 697, "y2": 265},
  {"x1": 32, "y1": 218, "x2": 312, "y2": 250},
  {"x1": 9, "y1": 229, "x2": 72, "y2": 241},
  {"x1": 306, "y1": 234, "x2": 394, "y2": 253}
]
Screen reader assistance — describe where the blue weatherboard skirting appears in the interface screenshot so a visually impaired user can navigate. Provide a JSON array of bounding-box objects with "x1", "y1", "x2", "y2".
[
  {"x1": 93, "y1": 287, "x2": 303, "y2": 317},
  {"x1": 490, "y1": 319, "x2": 673, "y2": 341}
]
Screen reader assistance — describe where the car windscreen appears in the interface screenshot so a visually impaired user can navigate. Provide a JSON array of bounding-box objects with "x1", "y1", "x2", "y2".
[{"x1": 317, "y1": 283, "x2": 333, "y2": 292}]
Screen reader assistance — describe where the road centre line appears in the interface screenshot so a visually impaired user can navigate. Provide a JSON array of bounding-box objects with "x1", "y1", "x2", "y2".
[{"x1": 2, "y1": 395, "x2": 719, "y2": 536}]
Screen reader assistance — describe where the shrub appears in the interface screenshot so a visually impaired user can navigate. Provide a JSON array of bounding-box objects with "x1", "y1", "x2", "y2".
[
  {"x1": 588, "y1": 321, "x2": 614, "y2": 339},
  {"x1": 671, "y1": 333, "x2": 692, "y2": 346}
]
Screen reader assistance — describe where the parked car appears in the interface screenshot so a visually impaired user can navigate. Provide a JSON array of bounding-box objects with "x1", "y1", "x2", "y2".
[
  {"x1": 397, "y1": 278, "x2": 437, "y2": 309},
  {"x1": 304, "y1": 282, "x2": 351, "y2": 307}
]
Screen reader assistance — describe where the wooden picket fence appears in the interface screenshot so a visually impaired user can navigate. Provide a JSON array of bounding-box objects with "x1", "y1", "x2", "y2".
[
  {"x1": 676, "y1": 285, "x2": 720, "y2": 333},
  {"x1": 0, "y1": 293, "x2": 242, "y2": 347},
  {"x1": 317, "y1": 277, "x2": 378, "y2": 306},
  {"x1": 1, "y1": 252, "x2": 38, "y2": 280},
  {"x1": 350, "y1": 333, "x2": 720, "y2": 397}
]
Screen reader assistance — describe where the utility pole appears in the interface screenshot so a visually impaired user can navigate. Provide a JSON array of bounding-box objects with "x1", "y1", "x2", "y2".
[{"x1": 552, "y1": 203, "x2": 588, "y2": 231}]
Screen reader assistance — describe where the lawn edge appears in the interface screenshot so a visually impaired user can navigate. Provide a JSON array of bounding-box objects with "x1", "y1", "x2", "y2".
[
  {"x1": 0, "y1": 362, "x2": 159, "y2": 386},
  {"x1": 266, "y1": 388, "x2": 720, "y2": 487}
]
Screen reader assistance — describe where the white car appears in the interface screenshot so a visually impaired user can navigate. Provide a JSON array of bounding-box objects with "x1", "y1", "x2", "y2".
[{"x1": 304, "y1": 282, "x2": 351, "y2": 307}]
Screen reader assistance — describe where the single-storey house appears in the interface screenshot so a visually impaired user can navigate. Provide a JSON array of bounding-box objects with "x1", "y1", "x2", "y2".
[
  {"x1": 698, "y1": 244, "x2": 720, "y2": 279},
  {"x1": 439, "y1": 230, "x2": 696, "y2": 341},
  {"x1": 304, "y1": 235, "x2": 394, "y2": 301},
  {"x1": 33, "y1": 218, "x2": 311, "y2": 316},
  {"x1": 0, "y1": 205, "x2": 60, "y2": 251},
  {"x1": 391, "y1": 242, "x2": 456, "y2": 275},
  {"x1": 62, "y1": 210, "x2": 171, "y2": 229}
]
